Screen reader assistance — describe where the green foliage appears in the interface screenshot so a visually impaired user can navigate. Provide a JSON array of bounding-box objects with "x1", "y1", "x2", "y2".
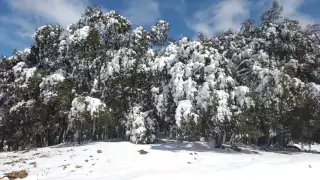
[
  {"x1": 179, "y1": 120, "x2": 199, "y2": 141},
  {"x1": 97, "y1": 108, "x2": 114, "y2": 127},
  {"x1": 56, "y1": 80, "x2": 74, "y2": 110},
  {"x1": 27, "y1": 70, "x2": 45, "y2": 99}
]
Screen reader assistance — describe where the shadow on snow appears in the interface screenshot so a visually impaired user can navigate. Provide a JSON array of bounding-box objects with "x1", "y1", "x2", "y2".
[{"x1": 150, "y1": 140, "x2": 260, "y2": 155}]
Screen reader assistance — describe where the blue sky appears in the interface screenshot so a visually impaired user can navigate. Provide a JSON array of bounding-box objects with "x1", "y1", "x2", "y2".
[{"x1": 0, "y1": 0, "x2": 320, "y2": 56}]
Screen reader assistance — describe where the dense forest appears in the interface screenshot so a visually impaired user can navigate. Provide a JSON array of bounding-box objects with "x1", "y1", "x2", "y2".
[{"x1": 0, "y1": 1, "x2": 320, "y2": 151}]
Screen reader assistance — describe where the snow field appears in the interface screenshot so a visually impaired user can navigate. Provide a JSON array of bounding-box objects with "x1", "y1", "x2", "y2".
[{"x1": 1, "y1": 141, "x2": 320, "y2": 180}]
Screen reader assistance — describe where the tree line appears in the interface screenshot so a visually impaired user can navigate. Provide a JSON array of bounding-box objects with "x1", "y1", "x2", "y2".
[{"x1": 0, "y1": 1, "x2": 320, "y2": 151}]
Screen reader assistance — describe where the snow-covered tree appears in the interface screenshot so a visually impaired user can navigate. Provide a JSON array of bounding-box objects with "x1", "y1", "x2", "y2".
[
  {"x1": 126, "y1": 105, "x2": 156, "y2": 144},
  {"x1": 68, "y1": 95, "x2": 109, "y2": 142}
]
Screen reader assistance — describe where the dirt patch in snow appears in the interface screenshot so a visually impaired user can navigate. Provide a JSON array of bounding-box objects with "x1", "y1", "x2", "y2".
[
  {"x1": 2, "y1": 170, "x2": 28, "y2": 180},
  {"x1": 138, "y1": 149, "x2": 148, "y2": 154}
]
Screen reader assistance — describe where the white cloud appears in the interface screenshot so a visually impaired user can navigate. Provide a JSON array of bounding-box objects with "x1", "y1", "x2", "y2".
[
  {"x1": 6, "y1": 0, "x2": 88, "y2": 28},
  {"x1": 0, "y1": 0, "x2": 89, "y2": 52},
  {"x1": 187, "y1": 0, "x2": 251, "y2": 36},
  {"x1": 277, "y1": 0, "x2": 316, "y2": 26},
  {"x1": 122, "y1": 0, "x2": 160, "y2": 26}
]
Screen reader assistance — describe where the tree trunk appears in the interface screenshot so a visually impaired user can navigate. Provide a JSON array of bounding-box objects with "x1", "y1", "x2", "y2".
[
  {"x1": 98, "y1": 127, "x2": 102, "y2": 141},
  {"x1": 63, "y1": 128, "x2": 68, "y2": 143},
  {"x1": 74, "y1": 121, "x2": 82, "y2": 144},
  {"x1": 164, "y1": 127, "x2": 167, "y2": 138},
  {"x1": 41, "y1": 134, "x2": 44, "y2": 147},
  {"x1": 229, "y1": 132, "x2": 235, "y2": 145},
  {"x1": 21, "y1": 140, "x2": 26, "y2": 150},
  {"x1": 0, "y1": 137, "x2": 4, "y2": 151},
  {"x1": 79, "y1": 127, "x2": 82, "y2": 144},
  {"x1": 8, "y1": 142, "x2": 12, "y2": 151},
  {"x1": 280, "y1": 132, "x2": 284, "y2": 147},
  {"x1": 13, "y1": 142, "x2": 19, "y2": 151},
  {"x1": 284, "y1": 135, "x2": 290, "y2": 147},
  {"x1": 222, "y1": 131, "x2": 226, "y2": 144},
  {"x1": 215, "y1": 133, "x2": 223, "y2": 148},
  {"x1": 47, "y1": 130, "x2": 53, "y2": 146},
  {"x1": 58, "y1": 129, "x2": 64, "y2": 144},
  {"x1": 268, "y1": 136, "x2": 272, "y2": 147},
  {"x1": 122, "y1": 125, "x2": 126, "y2": 139},
  {"x1": 74, "y1": 129, "x2": 80, "y2": 144},
  {"x1": 104, "y1": 123, "x2": 108, "y2": 140},
  {"x1": 265, "y1": 130, "x2": 271, "y2": 147},
  {"x1": 308, "y1": 141, "x2": 312, "y2": 151},
  {"x1": 92, "y1": 119, "x2": 96, "y2": 141},
  {"x1": 36, "y1": 135, "x2": 41, "y2": 147}
]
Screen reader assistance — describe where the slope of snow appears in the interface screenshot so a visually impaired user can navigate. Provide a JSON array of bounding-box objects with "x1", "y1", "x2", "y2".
[
  {"x1": 1, "y1": 141, "x2": 320, "y2": 180},
  {"x1": 293, "y1": 143, "x2": 320, "y2": 152}
]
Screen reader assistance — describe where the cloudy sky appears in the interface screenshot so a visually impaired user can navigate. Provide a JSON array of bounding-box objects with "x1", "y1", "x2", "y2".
[{"x1": 0, "y1": 0, "x2": 319, "y2": 56}]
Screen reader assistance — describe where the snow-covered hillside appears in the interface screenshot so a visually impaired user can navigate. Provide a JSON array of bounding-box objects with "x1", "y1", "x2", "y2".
[{"x1": 1, "y1": 141, "x2": 320, "y2": 180}]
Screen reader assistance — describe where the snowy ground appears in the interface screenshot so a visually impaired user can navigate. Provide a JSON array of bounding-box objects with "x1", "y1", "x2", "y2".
[
  {"x1": 294, "y1": 143, "x2": 320, "y2": 152},
  {"x1": 1, "y1": 141, "x2": 320, "y2": 180}
]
